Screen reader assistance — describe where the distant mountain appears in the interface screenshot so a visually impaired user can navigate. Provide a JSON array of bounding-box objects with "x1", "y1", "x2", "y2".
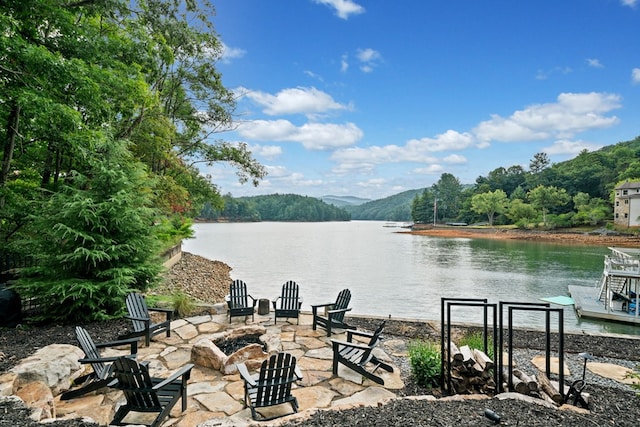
[
  {"x1": 342, "y1": 189, "x2": 425, "y2": 221},
  {"x1": 319, "y1": 195, "x2": 372, "y2": 207}
]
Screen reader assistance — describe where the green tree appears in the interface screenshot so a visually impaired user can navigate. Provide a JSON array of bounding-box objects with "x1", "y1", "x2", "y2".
[
  {"x1": 411, "y1": 189, "x2": 435, "y2": 224},
  {"x1": 572, "y1": 192, "x2": 609, "y2": 226},
  {"x1": 506, "y1": 199, "x2": 537, "y2": 226},
  {"x1": 432, "y1": 173, "x2": 463, "y2": 222},
  {"x1": 471, "y1": 190, "x2": 508, "y2": 226},
  {"x1": 529, "y1": 152, "x2": 550, "y2": 174},
  {"x1": 527, "y1": 185, "x2": 570, "y2": 227},
  {"x1": 14, "y1": 138, "x2": 161, "y2": 322}
]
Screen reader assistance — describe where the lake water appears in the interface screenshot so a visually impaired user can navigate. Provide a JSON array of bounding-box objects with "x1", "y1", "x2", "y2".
[{"x1": 183, "y1": 221, "x2": 640, "y2": 336}]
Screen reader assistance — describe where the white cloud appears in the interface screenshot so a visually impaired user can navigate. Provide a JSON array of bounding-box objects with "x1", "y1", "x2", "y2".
[
  {"x1": 241, "y1": 87, "x2": 349, "y2": 117},
  {"x1": 313, "y1": 0, "x2": 365, "y2": 19},
  {"x1": 251, "y1": 144, "x2": 282, "y2": 160},
  {"x1": 414, "y1": 164, "x2": 444, "y2": 175},
  {"x1": 443, "y1": 154, "x2": 467, "y2": 164},
  {"x1": 304, "y1": 70, "x2": 324, "y2": 82},
  {"x1": 543, "y1": 139, "x2": 604, "y2": 155},
  {"x1": 341, "y1": 54, "x2": 349, "y2": 72},
  {"x1": 473, "y1": 92, "x2": 621, "y2": 143},
  {"x1": 586, "y1": 58, "x2": 604, "y2": 68},
  {"x1": 356, "y1": 178, "x2": 387, "y2": 190},
  {"x1": 621, "y1": 0, "x2": 638, "y2": 7},
  {"x1": 535, "y1": 66, "x2": 572, "y2": 80},
  {"x1": 220, "y1": 42, "x2": 246, "y2": 64},
  {"x1": 331, "y1": 161, "x2": 376, "y2": 175},
  {"x1": 406, "y1": 130, "x2": 476, "y2": 152},
  {"x1": 237, "y1": 120, "x2": 363, "y2": 150},
  {"x1": 330, "y1": 130, "x2": 471, "y2": 177},
  {"x1": 356, "y1": 48, "x2": 382, "y2": 72},
  {"x1": 632, "y1": 68, "x2": 640, "y2": 84}
]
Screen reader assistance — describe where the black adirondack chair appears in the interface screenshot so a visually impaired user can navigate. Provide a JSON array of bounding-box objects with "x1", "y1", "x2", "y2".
[
  {"x1": 311, "y1": 288, "x2": 354, "y2": 336},
  {"x1": 226, "y1": 279, "x2": 257, "y2": 322},
  {"x1": 60, "y1": 326, "x2": 138, "y2": 400},
  {"x1": 109, "y1": 356, "x2": 193, "y2": 427},
  {"x1": 121, "y1": 293, "x2": 173, "y2": 347},
  {"x1": 272, "y1": 280, "x2": 303, "y2": 324},
  {"x1": 331, "y1": 320, "x2": 393, "y2": 385},
  {"x1": 237, "y1": 352, "x2": 303, "y2": 421}
]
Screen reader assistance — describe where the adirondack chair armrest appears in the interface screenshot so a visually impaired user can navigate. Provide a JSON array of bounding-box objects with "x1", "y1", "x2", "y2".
[
  {"x1": 236, "y1": 362, "x2": 257, "y2": 387},
  {"x1": 126, "y1": 315, "x2": 150, "y2": 323},
  {"x1": 152, "y1": 364, "x2": 194, "y2": 391},
  {"x1": 94, "y1": 337, "x2": 139, "y2": 354},
  {"x1": 79, "y1": 356, "x2": 120, "y2": 364},
  {"x1": 79, "y1": 351, "x2": 137, "y2": 364},
  {"x1": 248, "y1": 295, "x2": 257, "y2": 306},
  {"x1": 311, "y1": 302, "x2": 333, "y2": 312},
  {"x1": 346, "y1": 329, "x2": 374, "y2": 342},
  {"x1": 148, "y1": 306, "x2": 173, "y2": 313},
  {"x1": 327, "y1": 307, "x2": 352, "y2": 316},
  {"x1": 294, "y1": 365, "x2": 303, "y2": 380},
  {"x1": 331, "y1": 339, "x2": 372, "y2": 351},
  {"x1": 148, "y1": 307, "x2": 174, "y2": 319}
]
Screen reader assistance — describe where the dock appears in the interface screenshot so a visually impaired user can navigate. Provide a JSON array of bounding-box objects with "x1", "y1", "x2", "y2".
[{"x1": 569, "y1": 284, "x2": 640, "y2": 325}]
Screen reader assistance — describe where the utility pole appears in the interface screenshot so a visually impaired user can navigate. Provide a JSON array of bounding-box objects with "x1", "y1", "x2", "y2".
[{"x1": 433, "y1": 198, "x2": 437, "y2": 225}]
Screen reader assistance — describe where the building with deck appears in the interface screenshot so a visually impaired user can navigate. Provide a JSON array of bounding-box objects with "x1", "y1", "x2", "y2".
[{"x1": 613, "y1": 181, "x2": 640, "y2": 227}]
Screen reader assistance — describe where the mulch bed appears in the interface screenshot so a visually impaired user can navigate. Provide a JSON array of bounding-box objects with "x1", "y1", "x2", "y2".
[{"x1": 2, "y1": 316, "x2": 640, "y2": 426}]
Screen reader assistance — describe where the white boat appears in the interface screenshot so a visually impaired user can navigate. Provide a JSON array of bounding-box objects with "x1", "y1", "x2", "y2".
[{"x1": 568, "y1": 247, "x2": 640, "y2": 325}]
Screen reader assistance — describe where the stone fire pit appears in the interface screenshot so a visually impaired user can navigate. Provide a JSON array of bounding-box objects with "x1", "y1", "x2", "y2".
[{"x1": 191, "y1": 325, "x2": 282, "y2": 374}]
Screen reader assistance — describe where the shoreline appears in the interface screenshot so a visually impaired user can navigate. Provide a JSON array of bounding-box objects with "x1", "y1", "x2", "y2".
[{"x1": 403, "y1": 225, "x2": 640, "y2": 246}]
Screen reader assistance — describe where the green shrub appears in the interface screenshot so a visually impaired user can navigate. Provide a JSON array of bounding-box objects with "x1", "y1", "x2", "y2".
[
  {"x1": 458, "y1": 331, "x2": 494, "y2": 360},
  {"x1": 172, "y1": 292, "x2": 195, "y2": 317},
  {"x1": 408, "y1": 340, "x2": 441, "y2": 388}
]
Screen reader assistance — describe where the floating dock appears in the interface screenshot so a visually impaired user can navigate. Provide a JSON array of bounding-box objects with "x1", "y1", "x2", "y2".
[{"x1": 569, "y1": 247, "x2": 640, "y2": 325}]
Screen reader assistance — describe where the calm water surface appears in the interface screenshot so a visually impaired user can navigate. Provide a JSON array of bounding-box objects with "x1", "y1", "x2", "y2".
[{"x1": 184, "y1": 221, "x2": 639, "y2": 336}]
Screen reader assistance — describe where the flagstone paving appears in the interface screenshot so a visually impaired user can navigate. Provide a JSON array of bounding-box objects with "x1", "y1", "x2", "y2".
[{"x1": 52, "y1": 311, "x2": 404, "y2": 426}]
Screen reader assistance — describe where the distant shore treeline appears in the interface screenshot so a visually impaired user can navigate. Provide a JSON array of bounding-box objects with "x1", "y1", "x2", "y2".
[{"x1": 199, "y1": 193, "x2": 351, "y2": 222}]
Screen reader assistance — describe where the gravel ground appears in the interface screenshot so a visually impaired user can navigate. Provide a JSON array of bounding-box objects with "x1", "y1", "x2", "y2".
[{"x1": 2, "y1": 252, "x2": 640, "y2": 426}]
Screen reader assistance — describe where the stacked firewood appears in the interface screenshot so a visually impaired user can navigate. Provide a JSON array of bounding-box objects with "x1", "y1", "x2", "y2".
[
  {"x1": 444, "y1": 342, "x2": 496, "y2": 395},
  {"x1": 444, "y1": 342, "x2": 565, "y2": 405}
]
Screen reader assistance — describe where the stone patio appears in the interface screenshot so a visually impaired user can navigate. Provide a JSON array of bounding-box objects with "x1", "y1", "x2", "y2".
[{"x1": 4, "y1": 310, "x2": 405, "y2": 426}]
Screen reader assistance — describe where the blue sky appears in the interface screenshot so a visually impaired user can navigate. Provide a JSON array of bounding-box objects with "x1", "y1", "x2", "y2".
[{"x1": 204, "y1": 0, "x2": 640, "y2": 201}]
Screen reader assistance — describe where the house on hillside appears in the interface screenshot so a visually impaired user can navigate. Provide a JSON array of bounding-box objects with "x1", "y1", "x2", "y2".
[{"x1": 614, "y1": 181, "x2": 640, "y2": 227}]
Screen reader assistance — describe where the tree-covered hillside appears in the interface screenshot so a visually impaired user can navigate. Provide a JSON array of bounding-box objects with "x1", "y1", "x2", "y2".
[
  {"x1": 200, "y1": 194, "x2": 351, "y2": 222},
  {"x1": 343, "y1": 189, "x2": 424, "y2": 221},
  {"x1": 411, "y1": 136, "x2": 640, "y2": 228}
]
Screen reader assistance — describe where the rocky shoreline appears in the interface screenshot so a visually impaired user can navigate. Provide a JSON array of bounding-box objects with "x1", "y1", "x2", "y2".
[{"x1": 406, "y1": 225, "x2": 640, "y2": 246}]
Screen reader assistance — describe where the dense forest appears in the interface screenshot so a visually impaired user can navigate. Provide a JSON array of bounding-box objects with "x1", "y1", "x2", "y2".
[
  {"x1": 200, "y1": 194, "x2": 350, "y2": 221},
  {"x1": 1, "y1": 0, "x2": 264, "y2": 321}
]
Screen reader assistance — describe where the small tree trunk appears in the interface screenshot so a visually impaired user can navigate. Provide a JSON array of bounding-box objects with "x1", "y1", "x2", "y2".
[{"x1": 1, "y1": 103, "x2": 20, "y2": 189}]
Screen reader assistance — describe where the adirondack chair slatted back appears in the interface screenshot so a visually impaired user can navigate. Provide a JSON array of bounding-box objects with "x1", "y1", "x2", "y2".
[
  {"x1": 112, "y1": 357, "x2": 161, "y2": 410},
  {"x1": 229, "y1": 280, "x2": 250, "y2": 309},
  {"x1": 75, "y1": 326, "x2": 108, "y2": 380},
  {"x1": 279, "y1": 281, "x2": 300, "y2": 310},
  {"x1": 273, "y1": 281, "x2": 302, "y2": 324},
  {"x1": 126, "y1": 293, "x2": 150, "y2": 333},
  {"x1": 254, "y1": 353, "x2": 297, "y2": 407},
  {"x1": 367, "y1": 320, "x2": 386, "y2": 347},
  {"x1": 332, "y1": 289, "x2": 351, "y2": 323}
]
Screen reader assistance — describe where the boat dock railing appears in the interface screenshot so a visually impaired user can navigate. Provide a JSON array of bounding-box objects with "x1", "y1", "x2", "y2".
[{"x1": 604, "y1": 255, "x2": 640, "y2": 277}]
